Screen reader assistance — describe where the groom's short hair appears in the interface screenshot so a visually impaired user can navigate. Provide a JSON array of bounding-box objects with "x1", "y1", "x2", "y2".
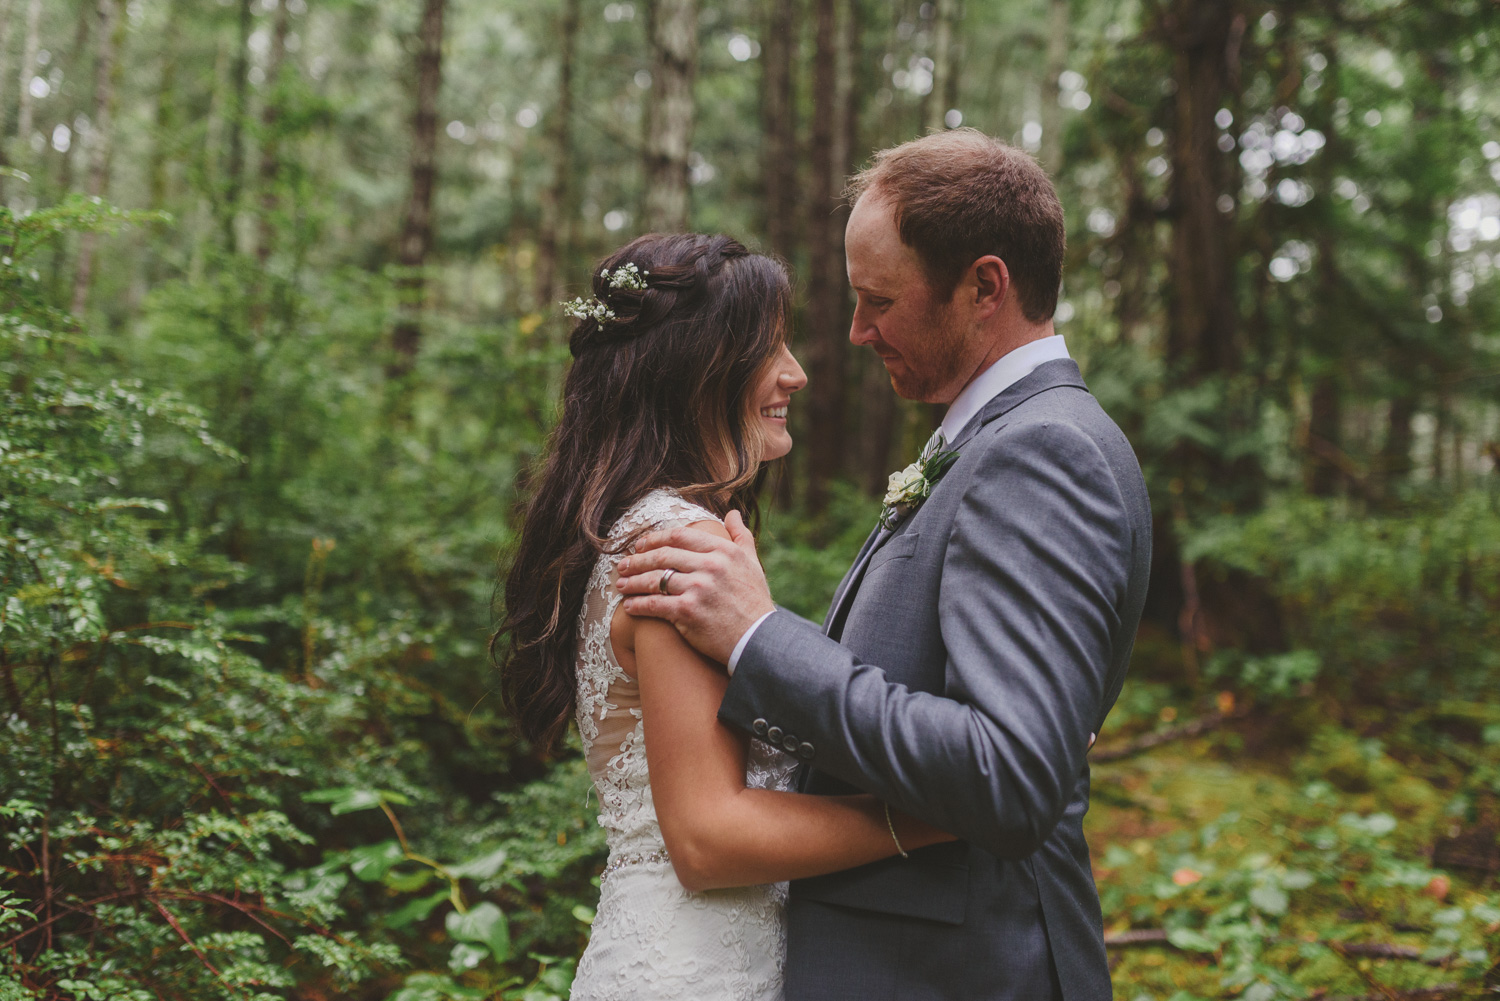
[{"x1": 845, "y1": 129, "x2": 1065, "y2": 323}]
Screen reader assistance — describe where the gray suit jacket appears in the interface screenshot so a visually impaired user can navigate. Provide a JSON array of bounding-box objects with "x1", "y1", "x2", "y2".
[{"x1": 720, "y1": 359, "x2": 1151, "y2": 1001}]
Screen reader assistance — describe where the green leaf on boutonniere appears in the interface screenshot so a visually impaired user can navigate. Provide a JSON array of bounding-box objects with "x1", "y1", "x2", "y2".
[{"x1": 878, "y1": 447, "x2": 960, "y2": 530}]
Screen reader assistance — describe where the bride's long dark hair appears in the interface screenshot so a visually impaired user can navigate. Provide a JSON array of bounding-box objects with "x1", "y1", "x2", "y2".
[{"x1": 495, "y1": 233, "x2": 792, "y2": 752}]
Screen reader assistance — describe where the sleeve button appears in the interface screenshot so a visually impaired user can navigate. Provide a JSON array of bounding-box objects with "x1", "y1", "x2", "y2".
[
  {"x1": 752, "y1": 718, "x2": 769, "y2": 736},
  {"x1": 797, "y1": 742, "x2": 815, "y2": 760},
  {"x1": 766, "y1": 725, "x2": 784, "y2": 743}
]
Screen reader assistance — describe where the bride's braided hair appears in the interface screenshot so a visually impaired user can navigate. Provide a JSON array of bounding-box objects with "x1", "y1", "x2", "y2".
[
  {"x1": 496, "y1": 232, "x2": 791, "y2": 752},
  {"x1": 567, "y1": 234, "x2": 746, "y2": 350}
]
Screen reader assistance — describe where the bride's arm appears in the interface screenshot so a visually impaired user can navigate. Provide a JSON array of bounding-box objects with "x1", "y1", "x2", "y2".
[{"x1": 627, "y1": 523, "x2": 954, "y2": 893}]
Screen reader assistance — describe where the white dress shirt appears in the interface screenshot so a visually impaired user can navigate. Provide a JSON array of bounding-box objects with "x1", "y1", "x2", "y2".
[{"x1": 727, "y1": 335, "x2": 1071, "y2": 673}]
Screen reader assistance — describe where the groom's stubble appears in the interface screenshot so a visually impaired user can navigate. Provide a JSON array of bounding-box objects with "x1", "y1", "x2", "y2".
[{"x1": 882, "y1": 285, "x2": 972, "y2": 404}]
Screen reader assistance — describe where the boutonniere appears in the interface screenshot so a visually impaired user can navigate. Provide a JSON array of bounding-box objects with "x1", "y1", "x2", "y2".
[{"x1": 879, "y1": 435, "x2": 960, "y2": 530}]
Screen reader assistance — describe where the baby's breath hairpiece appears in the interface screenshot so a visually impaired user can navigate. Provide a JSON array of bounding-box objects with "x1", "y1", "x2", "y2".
[{"x1": 560, "y1": 262, "x2": 651, "y2": 324}]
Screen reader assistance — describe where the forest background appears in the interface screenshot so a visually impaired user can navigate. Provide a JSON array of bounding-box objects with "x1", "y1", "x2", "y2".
[{"x1": 3, "y1": 0, "x2": 1500, "y2": 997}]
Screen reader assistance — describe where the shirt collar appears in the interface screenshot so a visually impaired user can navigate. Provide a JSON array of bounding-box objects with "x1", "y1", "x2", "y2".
[{"x1": 939, "y1": 335, "x2": 1071, "y2": 444}]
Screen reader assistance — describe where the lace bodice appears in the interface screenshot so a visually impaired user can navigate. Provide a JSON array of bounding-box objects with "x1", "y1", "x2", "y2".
[
  {"x1": 574, "y1": 488, "x2": 797, "y2": 860},
  {"x1": 570, "y1": 488, "x2": 797, "y2": 1001}
]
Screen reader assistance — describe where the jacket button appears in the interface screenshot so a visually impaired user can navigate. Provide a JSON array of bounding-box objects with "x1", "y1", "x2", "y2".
[
  {"x1": 766, "y1": 726, "x2": 784, "y2": 744},
  {"x1": 782, "y1": 735, "x2": 800, "y2": 753},
  {"x1": 797, "y1": 742, "x2": 815, "y2": 760},
  {"x1": 752, "y1": 718, "x2": 769, "y2": 736}
]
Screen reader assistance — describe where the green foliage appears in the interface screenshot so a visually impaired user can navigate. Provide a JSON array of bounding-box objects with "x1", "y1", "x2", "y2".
[
  {"x1": 1186, "y1": 491, "x2": 1500, "y2": 701},
  {"x1": 1, "y1": 194, "x2": 595, "y2": 997}
]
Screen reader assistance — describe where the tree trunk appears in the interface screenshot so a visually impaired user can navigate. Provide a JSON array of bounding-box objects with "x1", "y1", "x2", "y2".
[
  {"x1": 388, "y1": 0, "x2": 445, "y2": 376},
  {"x1": 0, "y1": 0, "x2": 14, "y2": 136},
  {"x1": 13, "y1": 0, "x2": 40, "y2": 151},
  {"x1": 643, "y1": 0, "x2": 697, "y2": 232},
  {"x1": 220, "y1": 0, "x2": 253, "y2": 252},
  {"x1": 761, "y1": 0, "x2": 796, "y2": 260},
  {"x1": 534, "y1": 0, "x2": 578, "y2": 306},
  {"x1": 1039, "y1": 0, "x2": 1067, "y2": 170},
  {"x1": 147, "y1": 0, "x2": 185, "y2": 214},
  {"x1": 1163, "y1": 0, "x2": 1240, "y2": 377},
  {"x1": 70, "y1": 0, "x2": 122, "y2": 317},
  {"x1": 923, "y1": 0, "x2": 953, "y2": 133},
  {"x1": 254, "y1": 0, "x2": 294, "y2": 264},
  {"x1": 804, "y1": 0, "x2": 850, "y2": 511}
]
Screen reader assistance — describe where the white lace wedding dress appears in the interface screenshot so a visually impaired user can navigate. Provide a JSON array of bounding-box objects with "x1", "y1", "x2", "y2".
[{"x1": 569, "y1": 489, "x2": 799, "y2": 1001}]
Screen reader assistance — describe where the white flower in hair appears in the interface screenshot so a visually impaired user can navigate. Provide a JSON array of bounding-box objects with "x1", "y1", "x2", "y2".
[
  {"x1": 561, "y1": 262, "x2": 651, "y2": 323},
  {"x1": 602, "y1": 262, "x2": 650, "y2": 290},
  {"x1": 561, "y1": 296, "x2": 617, "y2": 323}
]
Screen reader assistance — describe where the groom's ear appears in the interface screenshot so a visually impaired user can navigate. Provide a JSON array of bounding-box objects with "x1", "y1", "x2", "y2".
[{"x1": 970, "y1": 255, "x2": 1010, "y2": 316}]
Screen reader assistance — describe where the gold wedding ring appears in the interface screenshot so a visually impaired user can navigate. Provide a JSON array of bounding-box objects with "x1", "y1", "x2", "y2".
[{"x1": 657, "y1": 569, "x2": 677, "y2": 595}]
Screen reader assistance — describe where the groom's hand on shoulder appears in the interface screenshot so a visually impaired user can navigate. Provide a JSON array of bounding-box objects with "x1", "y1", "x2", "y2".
[{"x1": 616, "y1": 511, "x2": 774, "y2": 665}]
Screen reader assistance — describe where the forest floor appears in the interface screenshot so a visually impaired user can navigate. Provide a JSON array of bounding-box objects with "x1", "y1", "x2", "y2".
[{"x1": 1086, "y1": 712, "x2": 1499, "y2": 999}]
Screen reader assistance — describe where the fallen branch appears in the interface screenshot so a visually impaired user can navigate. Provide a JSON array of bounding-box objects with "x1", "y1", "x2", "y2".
[
  {"x1": 1330, "y1": 941, "x2": 1450, "y2": 967},
  {"x1": 1092, "y1": 707, "x2": 1250, "y2": 763},
  {"x1": 1323, "y1": 985, "x2": 1463, "y2": 1001},
  {"x1": 1105, "y1": 929, "x2": 1456, "y2": 969}
]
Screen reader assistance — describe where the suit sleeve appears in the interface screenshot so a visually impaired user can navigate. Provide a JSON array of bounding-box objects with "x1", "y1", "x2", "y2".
[{"x1": 718, "y1": 419, "x2": 1132, "y2": 860}]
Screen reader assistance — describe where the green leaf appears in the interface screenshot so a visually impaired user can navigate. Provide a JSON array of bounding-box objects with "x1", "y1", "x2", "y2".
[
  {"x1": 385, "y1": 868, "x2": 438, "y2": 893},
  {"x1": 349, "y1": 840, "x2": 405, "y2": 882},
  {"x1": 571, "y1": 903, "x2": 596, "y2": 925},
  {"x1": 448, "y1": 846, "x2": 507, "y2": 880},
  {"x1": 1166, "y1": 927, "x2": 1219, "y2": 953},
  {"x1": 445, "y1": 901, "x2": 510, "y2": 961},
  {"x1": 448, "y1": 941, "x2": 489, "y2": 973},
  {"x1": 386, "y1": 889, "x2": 450, "y2": 929},
  {"x1": 301, "y1": 787, "x2": 410, "y2": 815},
  {"x1": 1249, "y1": 883, "x2": 1289, "y2": 915}
]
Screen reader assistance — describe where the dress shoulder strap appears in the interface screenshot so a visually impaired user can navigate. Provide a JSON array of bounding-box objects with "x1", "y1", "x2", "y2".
[{"x1": 609, "y1": 489, "x2": 722, "y2": 546}]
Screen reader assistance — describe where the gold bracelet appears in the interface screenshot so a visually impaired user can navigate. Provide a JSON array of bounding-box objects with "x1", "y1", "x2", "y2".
[{"x1": 884, "y1": 802, "x2": 909, "y2": 859}]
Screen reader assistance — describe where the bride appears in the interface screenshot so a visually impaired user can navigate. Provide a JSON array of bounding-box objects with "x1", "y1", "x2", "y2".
[{"x1": 496, "y1": 233, "x2": 952, "y2": 1001}]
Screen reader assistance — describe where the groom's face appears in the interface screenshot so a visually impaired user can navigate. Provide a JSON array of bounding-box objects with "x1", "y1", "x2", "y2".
[{"x1": 845, "y1": 192, "x2": 971, "y2": 404}]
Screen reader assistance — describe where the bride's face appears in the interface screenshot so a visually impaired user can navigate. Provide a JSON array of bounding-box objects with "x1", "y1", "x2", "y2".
[{"x1": 749, "y1": 343, "x2": 807, "y2": 463}]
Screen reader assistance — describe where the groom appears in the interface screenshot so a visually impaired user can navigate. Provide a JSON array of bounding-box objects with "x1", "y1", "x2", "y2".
[{"x1": 616, "y1": 129, "x2": 1151, "y2": 1000}]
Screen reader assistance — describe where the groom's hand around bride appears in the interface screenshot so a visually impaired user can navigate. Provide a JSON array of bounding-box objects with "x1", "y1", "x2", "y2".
[{"x1": 616, "y1": 510, "x2": 774, "y2": 665}]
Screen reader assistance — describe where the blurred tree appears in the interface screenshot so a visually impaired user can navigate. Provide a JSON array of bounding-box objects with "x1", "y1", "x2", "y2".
[
  {"x1": 390, "y1": 0, "x2": 447, "y2": 376},
  {"x1": 643, "y1": 0, "x2": 697, "y2": 230},
  {"x1": 70, "y1": 0, "x2": 122, "y2": 315},
  {"x1": 535, "y1": 0, "x2": 579, "y2": 305}
]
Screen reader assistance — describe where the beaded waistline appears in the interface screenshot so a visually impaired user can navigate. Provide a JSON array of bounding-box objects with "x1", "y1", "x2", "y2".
[{"x1": 599, "y1": 849, "x2": 671, "y2": 881}]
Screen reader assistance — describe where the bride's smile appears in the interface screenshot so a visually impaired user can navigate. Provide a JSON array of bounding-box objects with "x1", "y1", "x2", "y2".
[{"x1": 752, "y1": 344, "x2": 806, "y2": 462}]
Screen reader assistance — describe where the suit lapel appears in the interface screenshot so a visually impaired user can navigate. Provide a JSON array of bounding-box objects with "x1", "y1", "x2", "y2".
[
  {"x1": 821, "y1": 359, "x2": 1090, "y2": 642},
  {"x1": 824, "y1": 524, "x2": 894, "y2": 639},
  {"x1": 946, "y1": 357, "x2": 1089, "y2": 453}
]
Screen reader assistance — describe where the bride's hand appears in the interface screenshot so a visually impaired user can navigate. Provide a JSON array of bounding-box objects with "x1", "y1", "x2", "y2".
[{"x1": 616, "y1": 511, "x2": 774, "y2": 666}]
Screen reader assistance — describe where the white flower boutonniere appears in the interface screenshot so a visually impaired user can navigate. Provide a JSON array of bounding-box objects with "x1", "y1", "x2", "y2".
[{"x1": 879, "y1": 435, "x2": 960, "y2": 530}]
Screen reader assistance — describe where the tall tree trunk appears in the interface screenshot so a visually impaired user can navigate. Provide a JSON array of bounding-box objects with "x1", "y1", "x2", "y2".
[
  {"x1": 70, "y1": 0, "x2": 122, "y2": 317},
  {"x1": 923, "y1": 0, "x2": 953, "y2": 133},
  {"x1": 1163, "y1": 0, "x2": 1241, "y2": 377},
  {"x1": 535, "y1": 0, "x2": 578, "y2": 306},
  {"x1": 0, "y1": 0, "x2": 15, "y2": 200},
  {"x1": 254, "y1": 0, "x2": 293, "y2": 264},
  {"x1": 1039, "y1": 0, "x2": 1067, "y2": 170},
  {"x1": 220, "y1": 0, "x2": 253, "y2": 253},
  {"x1": 388, "y1": 0, "x2": 445, "y2": 376},
  {"x1": 761, "y1": 0, "x2": 796, "y2": 260},
  {"x1": 0, "y1": 0, "x2": 15, "y2": 136},
  {"x1": 643, "y1": 0, "x2": 697, "y2": 232},
  {"x1": 147, "y1": 0, "x2": 185, "y2": 214},
  {"x1": 13, "y1": 0, "x2": 40, "y2": 151},
  {"x1": 804, "y1": 0, "x2": 850, "y2": 511}
]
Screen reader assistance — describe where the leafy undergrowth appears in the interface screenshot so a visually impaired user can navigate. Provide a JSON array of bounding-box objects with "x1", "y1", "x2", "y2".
[{"x1": 1088, "y1": 721, "x2": 1500, "y2": 1000}]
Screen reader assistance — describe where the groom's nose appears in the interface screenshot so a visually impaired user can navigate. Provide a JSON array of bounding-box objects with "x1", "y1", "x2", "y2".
[{"x1": 848, "y1": 310, "x2": 879, "y2": 347}]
